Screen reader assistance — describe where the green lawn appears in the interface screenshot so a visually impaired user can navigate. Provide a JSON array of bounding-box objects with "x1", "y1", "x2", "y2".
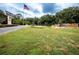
[{"x1": 0, "y1": 26, "x2": 79, "y2": 55}]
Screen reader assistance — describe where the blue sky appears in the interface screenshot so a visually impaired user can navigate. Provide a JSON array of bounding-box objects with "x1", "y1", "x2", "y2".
[{"x1": 0, "y1": 3, "x2": 79, "y2": 18}]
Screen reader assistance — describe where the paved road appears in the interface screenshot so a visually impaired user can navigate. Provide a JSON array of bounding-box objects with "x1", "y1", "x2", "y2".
[{"x1": 0, "y1": 25, "x2": 29, "y2": 35}]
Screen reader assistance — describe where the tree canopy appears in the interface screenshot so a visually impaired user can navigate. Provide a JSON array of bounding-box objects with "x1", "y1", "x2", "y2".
[{"x1": 56, "y1": 7, "x2": 79, "y2": 23}]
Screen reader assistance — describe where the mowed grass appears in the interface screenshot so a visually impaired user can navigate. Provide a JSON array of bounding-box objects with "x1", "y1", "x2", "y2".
[{"x1": 0, "y1": 26, "x2": 79, "y2": 55}]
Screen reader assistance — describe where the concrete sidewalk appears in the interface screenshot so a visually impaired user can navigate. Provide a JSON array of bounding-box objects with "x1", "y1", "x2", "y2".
[{"x1": 0, "y1": 25, "x2": 29, "y2": 35}]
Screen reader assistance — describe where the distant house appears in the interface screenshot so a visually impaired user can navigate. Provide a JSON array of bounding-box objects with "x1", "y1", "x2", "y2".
[
  {"x1": 0, "y1": 10, "x2": 15, "y2": 25},
  {"x1": 5, "y1": 11, "x2": 15, "y2": 25}
]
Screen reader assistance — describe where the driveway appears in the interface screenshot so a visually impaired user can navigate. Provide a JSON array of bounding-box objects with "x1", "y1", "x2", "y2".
[{"x1": 0, "y1": 25, "x2": 29, "y2": 35}]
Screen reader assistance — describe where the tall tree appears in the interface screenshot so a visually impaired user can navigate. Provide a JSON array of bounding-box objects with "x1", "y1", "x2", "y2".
[{"x1": 56, "y1": 7, "x2": 79, "y2": 23}]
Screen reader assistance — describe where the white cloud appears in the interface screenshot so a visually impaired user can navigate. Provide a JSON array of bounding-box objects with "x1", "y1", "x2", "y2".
[
  {"x1": 5, "y1": 3, "x2": 44, "y2": 18},
  {"x1": 26, "y1": 3, "x2": 43, "y2": 13},
  {"x1": 55, "y1": 3, "x2": 79, "y2": 10},
  {"x1": 6, "y1": 4, "x2": 34, "y2": 14}
]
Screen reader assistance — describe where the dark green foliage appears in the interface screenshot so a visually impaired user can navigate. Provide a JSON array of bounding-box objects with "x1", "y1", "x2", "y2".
[
  {"x1": 24, "y1": 14, "x2": 57, "y2": 26},
  {"x1": 56, "y1": 7, "x2": 79, "y2": 24},
  {"x1": 12, "y1": 19, "x2": 27, "y2": 25},
  {"x1": 0, "y1": 10, "x2": 7, "y2": 24},
  {"x1": 40, "y1": 14, "x2": 56, "y2": 26}
]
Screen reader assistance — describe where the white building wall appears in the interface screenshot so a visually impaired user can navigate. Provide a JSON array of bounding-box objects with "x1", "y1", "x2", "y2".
[{"x1": 7, "y1": 16, "x2": 12, "y2": 25}]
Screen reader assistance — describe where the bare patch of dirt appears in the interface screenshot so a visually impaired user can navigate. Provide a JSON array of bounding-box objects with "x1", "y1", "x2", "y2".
[
  {"x1": 58, "y1": 48, "x2": 68, "y2": 55},
  {"x1": 75, "y1": 45, "x2": 79, "y2": 49}
]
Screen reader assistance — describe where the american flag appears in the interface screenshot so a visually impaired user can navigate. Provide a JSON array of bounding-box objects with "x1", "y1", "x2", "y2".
[{"x1": 24, "y1": 4, "x2": 30, "y2": 10}]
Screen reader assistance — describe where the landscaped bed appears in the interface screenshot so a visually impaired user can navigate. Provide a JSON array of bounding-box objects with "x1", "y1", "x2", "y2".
[{"x1": 0, "y1": 24, "x2": 18, "y2": 28}]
